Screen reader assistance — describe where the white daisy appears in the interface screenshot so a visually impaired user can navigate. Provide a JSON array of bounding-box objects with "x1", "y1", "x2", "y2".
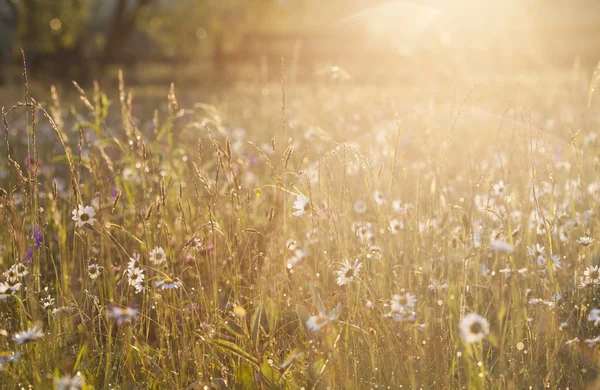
[
  {"x1": 577, "y1": 236, "x2": 594, "y2": 247},
  {"x1": 589, "y1": 308, "x2": 600, "y2": 326},
  {"x1": 107, "y1": 306, "x2": 139, "y2": 325},
  {"x1": 459, "y1": 313, "x2": 489, "y2": 344},
  {"x1": 391, "y1": 309, "x2": 416, "y2": 322},
  {"x1": 127, "y1": 251, "x2": 141, "y2": 269},
  {"x1": 335, "y1": 259, "x2": 363, "y2": 286},
  {"x1": 87, "y1": 264, "x2": 103, "y2": 280},
  {"x1": 55, "y1": 373, "x2": 85, "y2": 390},
  {"x1": 125, "y1": 267, "x2": 145, "y2": 292},
  {"x1": 391, "y1": 293, "x2": 417, "y2": 311},
  {"x1": 389, "y1": 219, "x2": 404, "y2": 234},
  {"x1": 40, "y1": 295, "x2": 55, "y2": 309},
  {"x1": 292, "y1": 194, "x2": 310, "y2": 217},
  {"x1": 149, "y1": 247, "x2": 167, "y2": 265},
  {"x1": 155, "y1": 277, "x2": 181, "y2": 290},
  {"x1": 584, "y1": 265, "x2": 600, "y2": 285},
  {"x1": 71, "y1": 205, "x2": 96, "y2": 228},
  {"x1": 13, "y1": 326, "x2": 44, "y2": 345},
  {"x1": 306, "y1": 312, "x2": 333, "y2": 331}
]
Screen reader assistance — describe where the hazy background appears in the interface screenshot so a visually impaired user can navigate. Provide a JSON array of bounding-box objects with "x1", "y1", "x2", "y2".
[{"x1": 0, "y1": 0, "x2": 599, "y2": 86}]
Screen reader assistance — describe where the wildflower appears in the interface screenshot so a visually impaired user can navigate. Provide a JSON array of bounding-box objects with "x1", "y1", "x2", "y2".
[
  {"x1": 584, "y1": 265, "x2": 600, "y2": 285},
  {"x1": 490, "y1": 239, "x2": 514, "y2": 253},
  {"x1": 107, "y1": 306, "x2": 139, "y2": 325},
  {"x1": 0, "y1": 350, "x2": 20, "y2": 368},
  {"x1": 285, "y1": 239, "x2": 298, "y2": 251},
  {"x1": 306, "y1": 312, "x2": 333, "y2": 331},
  {"x1": 492, "y1": 180, "x2": 506, "y2": 197},
  {"x1": 127, "y1": 252, "x2": 141, "y2": 269},
  {"x1": 55, "y1": 373, "x2": 85, "y2": 390},
  {"x1": 499, "y1": 268, "x2": 512, "y2": 277},
  {"x1": 71, "y1": 205, "x2": 96, "y2": 228},
  {"x1": 40, "y1": 295, "x2": 55, "y2": 309},
  {"x1": 585, "y1": 336, "x2": 600, "y2": 348},
  {"x1": 373, "y1": 191, "x2": 385, "y2": 205},
  {"x1": 292, "y1": 194, "x2": 310, "y2": 217},
  {"x1": 527, "y1": 244, "x2": 545, "y2": 258},
  {"x1": 353, "y1": 200, "x2": 367, "y2": 214},
  {"x1": 577, "y1": 236, "x2": 594, "y2": 247},
  {"x1": 389, "y1": 219, "x2": 404, "y2": 234},
  {"x1": 565, "y1": 337, "x2": 580, "y2": 346},
  {"x1": 517, "y1": 268, "x2": 528, "y2": 276},
  {"x1": 335, "y1": 259, "x2": 363, "y2": 286},
  {"x1": 13, "y1": 326, "x2": 44, "y2": 345},
  {"x1": 155, "y1": 277, "x2": 181, "y2": 290},
  {"x1": 391, "y1": 309, "x2": 416, "y2": 322},
  {"x1": 149, "y1": 247, "x2": 167, "y2": 265},
  {"x1": 125, "y1": 268, "x2": 145, "y2": 292},
  {"x1": 21, "y1": 247, "x2": 33, "y2": 264},
  {"x1": 459, "y1": 313, "x2": 490, "y2": 344},
  {"x1": 391, "y1": 293, "x2": 417, "y2": 311},
  {"x1": 0, "y1": 281, "x2": 21, "y2": 293},
  {"x1": 87, "y1": 264, "x2": 103, "y2": 280},
  {"x1": 32, "y1": 224, "x2": 43, "y2": 248},
  {"x1": 589, "y1": 308, "x2": 600, "y2": 326}
]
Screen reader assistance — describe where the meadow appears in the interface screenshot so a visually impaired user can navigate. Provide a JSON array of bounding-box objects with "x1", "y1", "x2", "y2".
[{"x1": 1, "y1": 64, "x2": 600, "y2": 389}]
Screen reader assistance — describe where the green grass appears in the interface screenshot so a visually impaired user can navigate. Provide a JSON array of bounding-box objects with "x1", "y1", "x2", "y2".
[{"x1": 1, "y1": 67, "x2": 600, "y2": 389}]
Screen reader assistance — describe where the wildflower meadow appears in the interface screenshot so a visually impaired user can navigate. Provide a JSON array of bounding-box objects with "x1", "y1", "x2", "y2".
[{"x1": 2, "y1": 61, "x2": 600, "y2": 389}]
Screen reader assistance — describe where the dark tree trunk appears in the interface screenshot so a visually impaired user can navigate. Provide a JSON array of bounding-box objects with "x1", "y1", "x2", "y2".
[{"x1": 102, "y1": 0, "x2": 153, "y2": 65}]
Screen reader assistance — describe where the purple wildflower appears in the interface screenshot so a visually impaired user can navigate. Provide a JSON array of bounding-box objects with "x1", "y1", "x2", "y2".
[
  {"x1": 33, "y1": 225, "x2": 42, "y2": 248},
  {"x1": 22, "y1": 247, "x2": 33, "y2": 264}
]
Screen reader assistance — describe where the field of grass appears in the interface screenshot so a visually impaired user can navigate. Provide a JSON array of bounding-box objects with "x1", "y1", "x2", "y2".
[{"x1": 2, "y1": 66, "x2": 600, "y2": 389}]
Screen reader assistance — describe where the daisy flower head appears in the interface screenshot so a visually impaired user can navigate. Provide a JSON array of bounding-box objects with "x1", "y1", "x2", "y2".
[
  {"x1": 584, "y1": 265, "x2": 600, "y2": 285},
  {"x1": 589, "y1": 308, "x2": 600, "y2": 326},
  {"x1": 107, "y1": 306, "x2": 139, "y2": 325},
  {"x1": 389, "y1": 219, "x2": 404, "y2": 234},
  {"x1": 391, "y1": 293, "x2": 417, "y2": 312},
  {"x1": 459, "y1": 313, "x2": 489, "y2": 344},
  {"x1": 125, "y1": 267, "x2": 145, "y2": 292},
  {"x1": 13, "y1": 325, "x2": 44, "y2": 345},
  {"x1": 577, "y1": 236, "x2": 594, "y2": 247},
  {"x1": 55, "y1": 373, "x2": 85, "y2": 390},
  {"x1": 306, "y1": 312, "x2": 333, "y2": 331},
  {"x1": 127, "y1": 251, "x2": 141, "y2": 269},
  {"x1": 155, "y1": 277, "x2": 181, "y2": 290},
  {"x1": 11, "y1": 263, "x2": 28, "y2": 278},
  {"x1": 292, "y1": 194, "x2": 310, "y2": 217},
  {"x1": 149, "y1": 247, "x2": 167, "y2": 265},
  {"x1": 71, "y1": 205, "x2": 96, "y2": 228},
  {"x1": 87, "y1": 264, "x2": 103, "y2": 280},
  {"x1": 40, "y1": 295, "x2": 55, "y2": 309},
  {"x1": 335, "y1": 259, "x2": 363, "y2": 286}
]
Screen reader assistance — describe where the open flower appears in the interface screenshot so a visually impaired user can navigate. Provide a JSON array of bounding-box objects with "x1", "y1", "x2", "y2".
[
  {"x1": 55, "y1": 373, "x2": 85, "y2": 390},
  {"x1": 71, "y1": 205, "x2": 96, "y2": 228},
  {"x1": 589, "y1": 308, "x2": 600, "y2": 326},
  {"x1": 149, "y1": 247, "x2": 167, "y2": 265},
  {"x1": 459, "y1": 313, "x2": 489, "y2": 344},
  {"x1": 107, "y1": 306, "x2": 139, "y2": 325},
  {"x1": 155, "y1": 277, "x2": 181, "y2": 290},
  {"x1": 292, "y1": 195, "x2": 310, "y2": 217},
  {"x1": 335, "y1": 259, "x2": 363, "y2": 286},
  {"x1": 577, "y1": 236, "x2": 594, "y2": 247},
  {"x1": 87, "y1": 264, "x2": 103, "y2": 280},
  {"x1": 13, "y1": 326, "x2": 44, "y2": 345},
  {"x1": 306, "y1": 312, "x2": 333, "y2": 331}
]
